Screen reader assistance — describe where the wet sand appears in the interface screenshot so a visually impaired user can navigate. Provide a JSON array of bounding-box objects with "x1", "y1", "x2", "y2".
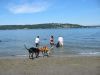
[{"x1": 0, "y1": 56, "x2": 100, "y2": 75}]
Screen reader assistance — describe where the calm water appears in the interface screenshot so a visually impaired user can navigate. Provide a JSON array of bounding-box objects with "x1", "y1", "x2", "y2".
[{"x1": 0, "y1": 28, "x2": 100, "y2": 57}]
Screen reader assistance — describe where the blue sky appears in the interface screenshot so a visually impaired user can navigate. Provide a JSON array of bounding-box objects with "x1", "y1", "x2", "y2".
[{"x1": 0, "y1": 0, "x2": 100, "y2": 26}]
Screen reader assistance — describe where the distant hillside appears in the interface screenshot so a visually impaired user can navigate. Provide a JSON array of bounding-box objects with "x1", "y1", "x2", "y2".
[
  {"x1": 0, "y1": 23, "x2": 100, "y2": 30},
  {"x1": 0, "y1": 23, "x2": 84, "y2": 30}
]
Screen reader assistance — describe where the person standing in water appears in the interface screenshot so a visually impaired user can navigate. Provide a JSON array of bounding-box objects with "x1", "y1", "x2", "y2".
[
  {"x1": 35, "y1": 36, "x2": 40, "y2": 47},
  {"x1": 50, "y1": 35, "x2": 54, "y2": 47},
  {"x1": 56, "y1": 36, "x2": 63, "y2": 48},
  {"x1": 58, "y1": 36, "x2": 63, "y2": 47}
]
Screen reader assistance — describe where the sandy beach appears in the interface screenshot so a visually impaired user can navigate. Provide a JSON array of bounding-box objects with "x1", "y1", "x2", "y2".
[{"x1": 0, "y1": 56, "x2": 100, "y2": 75}]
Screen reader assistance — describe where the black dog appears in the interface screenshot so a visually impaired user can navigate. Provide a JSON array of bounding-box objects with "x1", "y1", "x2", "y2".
[
  {"x1": 56, "y1": 42, "x2": 60, "y2": 48},
  {"x1": 24, "y1": 45, "x2": 40, "y2": 59}
]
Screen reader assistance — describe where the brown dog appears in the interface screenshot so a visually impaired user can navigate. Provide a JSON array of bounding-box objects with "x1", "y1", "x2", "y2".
[{"x1": 39, "y1": 46, "x2": 50, "y2": 57}]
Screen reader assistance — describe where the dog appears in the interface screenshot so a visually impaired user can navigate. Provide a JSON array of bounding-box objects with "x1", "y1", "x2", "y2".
[
  {"x1": 24, "y1": 45, "x2": 40, "y2": 59},
  {"x1": 39, "y1": 46, "x2": 54, "y2": 57},
  {"x1": 56, "y1": 42, "x2": 63, "y2": 48},
  {"x1": 39, "y1": 46, "x2": 49, "y2": 57}
]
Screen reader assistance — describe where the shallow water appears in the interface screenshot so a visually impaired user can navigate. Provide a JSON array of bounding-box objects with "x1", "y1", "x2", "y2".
[{"x1": 0, "y1": 28, "x2": 100, "y2": 57}]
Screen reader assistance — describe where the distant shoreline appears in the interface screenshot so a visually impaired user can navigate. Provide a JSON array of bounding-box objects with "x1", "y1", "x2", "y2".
[{"x1": 0, "y1": 23, "x2": 100, "y2": 30}]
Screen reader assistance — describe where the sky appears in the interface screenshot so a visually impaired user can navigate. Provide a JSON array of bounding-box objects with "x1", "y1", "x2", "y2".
[{"x1": 0, "y1": 0, "x2": 100, "y2": 26}]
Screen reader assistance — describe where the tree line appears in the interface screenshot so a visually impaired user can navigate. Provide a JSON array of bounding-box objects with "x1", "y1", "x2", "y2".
[{"x1": 0, "y1": 23, "x2": 92, "y2": 30}]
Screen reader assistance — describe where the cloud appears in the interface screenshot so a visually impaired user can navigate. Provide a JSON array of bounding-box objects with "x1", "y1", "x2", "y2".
[{"x1": 7, "y1": 1, "x2": 49, "y2": 14}]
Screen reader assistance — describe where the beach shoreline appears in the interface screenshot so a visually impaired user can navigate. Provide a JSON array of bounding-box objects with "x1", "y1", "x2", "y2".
[
  {"x1": 0, "y1": 55, "x2": 100, "y2": 75},
  {"x1": 0, "y1": 54, "x2": 100, "y2": 59}
]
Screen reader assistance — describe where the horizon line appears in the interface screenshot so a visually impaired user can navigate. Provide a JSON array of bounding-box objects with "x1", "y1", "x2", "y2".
[{"x1": 0, "y1": 22, "x2": 100, "y2": 26}]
